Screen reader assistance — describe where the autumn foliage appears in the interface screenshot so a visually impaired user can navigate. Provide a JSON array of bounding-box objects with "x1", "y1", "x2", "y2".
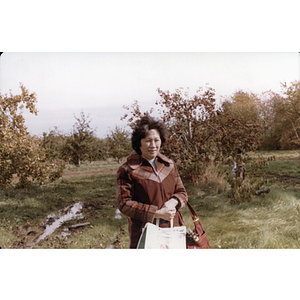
[
  {"x1": 122, "y1": 86, "x2": 262, "y2": 182},
  {"x1": 0, "y1": 85, "x2": 64, "y2": 187}
]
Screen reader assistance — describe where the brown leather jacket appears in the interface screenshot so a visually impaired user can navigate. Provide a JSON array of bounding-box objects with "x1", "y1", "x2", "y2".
[{"x1": 117, "y1": 151, "x2": 188, "y2": 248}]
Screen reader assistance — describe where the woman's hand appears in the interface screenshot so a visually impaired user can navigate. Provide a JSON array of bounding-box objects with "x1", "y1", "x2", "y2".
[
  {"x1": 154, "y1": 198, "x2": 179, "y2": 221},
  {"x1": 163, "y1": 198, "x2": 178, "y2": 210},
  {"x1": 154, "y1": 206, "x2": 176, "y2": 221}
]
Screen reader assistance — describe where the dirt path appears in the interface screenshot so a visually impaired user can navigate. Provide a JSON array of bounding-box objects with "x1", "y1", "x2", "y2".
[
  {"x1": 261, "y1": 172, "x2": 300, "y2": 189},
  {"x1": 62, "y1": 170, "x2": 116, "y2": 178}
]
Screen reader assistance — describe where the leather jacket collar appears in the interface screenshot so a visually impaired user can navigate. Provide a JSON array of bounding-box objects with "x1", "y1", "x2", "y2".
[{"x1": 127, "y1": 150, "x2": 172, "y2": 170}]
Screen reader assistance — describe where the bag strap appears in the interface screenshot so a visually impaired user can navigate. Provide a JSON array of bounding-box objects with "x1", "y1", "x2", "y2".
[
  {"x1": 156, "y1": 218, "x2": 160, "y2": 227},
  {"x1": 186, "y1": 202, "x2": 205, "y2": 234},
  {"x1": 186, "y1": 202, "x2": 199, "y2": 222}
]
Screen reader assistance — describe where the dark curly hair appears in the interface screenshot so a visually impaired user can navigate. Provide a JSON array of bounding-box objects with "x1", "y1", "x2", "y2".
[{"x1": 131, "y1": 115, "x2": 168, "y2": 155}]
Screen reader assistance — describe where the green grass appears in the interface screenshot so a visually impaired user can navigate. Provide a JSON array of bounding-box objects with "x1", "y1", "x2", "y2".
[
  {"x1": 0, "y1": 161, "x2": 129, "y2": 249},
  {"x1": 182, "y1": 184, "x2": 300, "y2": 248},
  {"x1": 0, "y1": 153, "x2": 300, "y2": 249},
  {"x1": 179, "y1": 150, "x2": 300, "y2": 249},
  {"x1": 64, "y1": 159, "x2": 120, "y2": 175}
]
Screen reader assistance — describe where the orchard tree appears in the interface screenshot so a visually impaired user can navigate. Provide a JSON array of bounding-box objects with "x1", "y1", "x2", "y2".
[
  {"x1": 0, "y1": 84, "x2": 65, "y2": 187},
  {"x1": 220, "y1": 90, "x2": 263, "y2": 152},
  {"x1": 41, "y1": 127, "x2": 67, "y2": 159},
  {"x1": 61, "y1": 111, "x2": 96, "y2": 166},
  {"x1": 121, "y1": 86, "x2": 262, "y2": 182},
  {"x1": 86, "y1": 137, "x2": 109, "y2": 162},
  {"x1": 257, "y1": 90, "x2": 282, "y2": 150},
  {"x1": 273, "y1": 81, "x2": 300, "y2": 149},
  {"x1": 219, "y1": 90, "x2": 263, "y2": 159},
  {"x1": 156, "y1": 86, "x2": 221, "y2": 180},
  {"x1": 157, "y1": 87, "x2": 262, "y2": 180},
  {"x1": 42, "y1": 125, "x2": 106, "y2": 163},
  {"x1": 221, "y1": 90, "x2": 261, "y2": 123},
  {"x1": 121, "y1": 99, "x2": 154, "y2": 129},
  {"x1": 106, "y1": 125, "x2": 131, "y2": 162}
]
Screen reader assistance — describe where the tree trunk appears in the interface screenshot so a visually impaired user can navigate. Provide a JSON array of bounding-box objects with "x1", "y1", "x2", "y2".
[
  {"x1": 290, "y1": 119, "x2": 299, "y2": 139},
  {"x1": 188, "y1": 121, "x2": 192, "y2": 139}
]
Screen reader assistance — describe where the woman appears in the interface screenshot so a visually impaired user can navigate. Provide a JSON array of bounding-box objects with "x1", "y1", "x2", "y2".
[{"x1": 116, "y1": 115, "x2": 188, "y2": 248}]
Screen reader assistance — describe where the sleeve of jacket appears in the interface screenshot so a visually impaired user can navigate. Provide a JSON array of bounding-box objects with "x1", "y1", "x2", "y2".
[
  {"x1": 171, "y1": 164, "x2": 188, "y2": 210},
  {"x1": 116, "y1": 164, "x2": 158, "y2": 223}
]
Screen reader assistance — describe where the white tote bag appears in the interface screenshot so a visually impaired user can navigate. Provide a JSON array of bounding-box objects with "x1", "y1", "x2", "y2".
[{"x1": 137, "y1": 219, "x2": 186, "y2": 249}]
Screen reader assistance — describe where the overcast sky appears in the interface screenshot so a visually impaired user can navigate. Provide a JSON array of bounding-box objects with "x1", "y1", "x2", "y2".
[{"x1": 0, "y1": 52, "x2": 299, "y2": 137}]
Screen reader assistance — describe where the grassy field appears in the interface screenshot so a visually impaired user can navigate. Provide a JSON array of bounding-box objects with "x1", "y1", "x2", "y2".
[{"x1": 0, "y1": 151, "x2": 300, "y2": 249}]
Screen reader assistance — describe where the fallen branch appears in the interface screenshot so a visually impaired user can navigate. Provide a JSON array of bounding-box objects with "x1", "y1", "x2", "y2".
[
  {"x1": 255, "y1": 188, "x2": 270, "y2": 195},
  {"x1": 69, "y1": 222, "x2": 90, "y2": 229}
]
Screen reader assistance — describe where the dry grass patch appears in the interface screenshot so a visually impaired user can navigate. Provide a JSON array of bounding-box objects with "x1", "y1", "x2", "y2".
[{"x1": 182, "y1": 183, "x2": 300, "y2": 249}]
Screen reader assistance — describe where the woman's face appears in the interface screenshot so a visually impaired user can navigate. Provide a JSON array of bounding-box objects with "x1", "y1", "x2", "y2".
[{"x1": 140, "y1": 129, "x2": 161, "y2": 160}]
